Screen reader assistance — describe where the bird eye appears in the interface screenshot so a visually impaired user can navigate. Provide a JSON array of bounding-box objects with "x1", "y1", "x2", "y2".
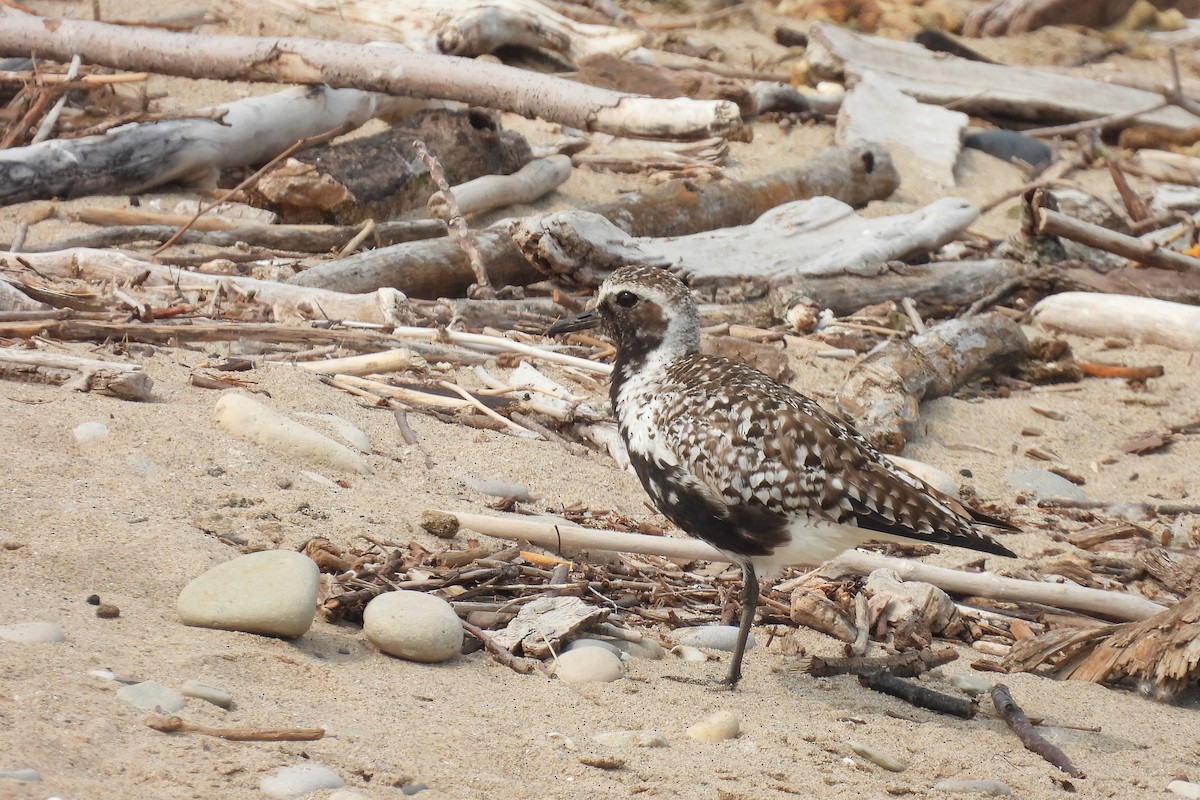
[{"x1": 615, "y1": 290, "x2": 638, "y2": 308}]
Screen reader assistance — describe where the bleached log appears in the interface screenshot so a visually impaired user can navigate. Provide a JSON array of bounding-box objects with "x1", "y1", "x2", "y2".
[
  {"x1": 428, "y1": 155, "x2": 572, "y2": 219},
  {"x1": 0, "y1": 348, "x2": 153, "y2": 400},
  {"x1": 0, "y1": 13, "x2": 739, "y2": 141},
  {"x1": 294, "y1": 349, "x2": 428, "y2": 376},
  {"x1": 807, "y1": 22, "x2": 1200, "y2": 131},
  {"x1": 0, "y1": 87, "x2": 386, "y2": 206},
  {"x1": 291, "y1": 142, "x2": 898, "y2": 297},
  {"x1": 262, "y1": 0, "x2": 647, "y2": 64},
  {"x1": 1031, "y1": 292, "x2": 1200, "y2": 351},
  {"x1": 5, "y1": 249, "x2": 415, "y2": 325}
]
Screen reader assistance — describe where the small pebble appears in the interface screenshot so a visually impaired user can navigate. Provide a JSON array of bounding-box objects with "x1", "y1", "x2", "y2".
[
  {"x1": 579, "y1": 754, "x2": 626, "y2": 769},
  {"x1": 592, "y1": 730, "x2": 668, "y2": 748},
  {"x1": 611, "y1": 638, "x2": 665, "y2": 660},
  {"x1": 1169, "y1": 780, "x2": 1200, "y2": 800},
  {"x1": 177, "y1": 550, "x2": 319, "y2": 639},
  {"x1": 116, "y1": 681, "x2": 186, "y2": 712},
  {"x1": 933, "y1": 779, "x2": 1013, "y2": 796},
  {"x1": 848, "y1": 739, "x2": 909, "y2": 772},
  {"x1": 73, "y1": 421, "x2": 110, "y2": 444},
  {"x1": 96, "y1": 603, "x2": 120, "y2": 619},
  {"x1": 670, "y1": 645, "x2": 710, "y2": 662},
  {"x1": 363, "y1": 590, "x2": 463, "y2": 663},
  {"x1": 950, "y1": 674, "x2": 993, "y2": 697},
  {"x1": 677, "y1": 626, "x2": 755, "y2": 653},
  {"x1": 181, "y1": 679, "x2": 234, "y2": 709},
  {"x1": 1007, "y1": 469, "x2": 1088, "y2": 502},
  {"x1": 400, "y1": 783, "x2": 428, "y2": 796},
  {"x1": 0, "y1": 621, "x2": 66, "y2": 644},
  {"x1": 86, "y1": 594, "x2": 101, "y2": 605},
  {"x1": 963, "y1": 130, "x2": 1052, "y2": 169},
  {"x1": 260, "y1": 763, "x2": 344, "y2": 799},
  {"x1": 686, "y1": 710, "x2": 740, "y2": 742},
  {"x1": 0, "y1": 768, "x2": 41, "y2": 781},
  {"x1": 564, "y1": 638, "x2": 623, "y2": 658},
  {"x1": 553, "y1": 647, "x2": 624, "y2": 684}
]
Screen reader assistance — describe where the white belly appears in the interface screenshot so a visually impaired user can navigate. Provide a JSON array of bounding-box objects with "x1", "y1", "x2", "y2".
[{"x1": 744, "y1": 519, "x2": 919, "y2": 579}]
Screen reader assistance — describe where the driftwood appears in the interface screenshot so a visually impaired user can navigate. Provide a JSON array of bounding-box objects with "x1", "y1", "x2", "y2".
[
  {"x1": 0, "y1": 87, "x2": 386, "y2": 206},
  {"x1": 807, "y1": 23, "x2": 1200, "y2": 132},
  {"x1": 792, "y1": 647, "x2": 958, "y2": 677},
  {"x1": 0, "y1": 348, "x2": 153, "y2": 400},
  {"x1": 989, "y1": 684, "x2": 1084, "y2": 779},
  {"x1": 1031, "y1": 292, "x2": 1200, "y2": 351},
  {"x1": 429, "y1": 155, "x2": 572, "y2": 219},
  {"x1": 835, "y1": 313, "x2": 1030, "y2": 452},
  {"x1": 488, "y1": 595, "x2": 609, "y2": 657},
  {"x1": 290, "y1": 142, "x2": 898, "y2": 297},
  {"x1": 965, "y1": 0, "x2": 1199, "y2": 36},
  {"x1": 1003, "y1": 592, "x2": 1200, "y2": 701},
  {"x1": 0, "y1": 14, "x2": 739, "y2": 141},
  {"x1": 2, "y1": 249, "x2": 415, "y2": 325}
]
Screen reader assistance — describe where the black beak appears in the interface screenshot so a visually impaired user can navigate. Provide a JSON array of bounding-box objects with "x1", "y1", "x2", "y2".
[{"x1": 547, "y1": 308, "x2": 599, "y2": 337}]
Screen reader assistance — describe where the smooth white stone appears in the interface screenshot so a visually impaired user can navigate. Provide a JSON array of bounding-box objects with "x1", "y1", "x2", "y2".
[
  {"x1": 564, "y1": 638, "x2": 623, "y2": 658},
  {"x1": 686, "y1": 710, "x2": 740, "y2": 742},
  {"x1": 592, "y1": 730, "x2": 668, "y2": 747},
  {"x1": 933, "y1": 779, "x2": 1013, "y2": 796},
  {"x1": 553, "y1": 647, "x2": 624, "y2": 684},
  {"x1": 0, "y1": 621, "x2": 65, "y2": 643},
  {"x1": 677, "y1": 626, "x2": 755, "y2": 653},
  {"x1": 178, "y1": 550, "x2": 319, "y2": 639},
  {"x1": 670, "y1": 645, "x2": 710, "y2": 663},
  {"x1": 260, "y1": 763, "x2": 344, "y2": 799},
  {"x1": 181, "y1": 679, "x2": 234, "y2": 709},
  {"x1": 363, "y1": 590, "x2": 463, "y2": 663},
  {"x1": 950, "y1": 673, "x2": 993, "y2": 697},
  {"x1": 611, "y1": 638, "x2": 665, "y2": 660},
  {"x1": 1169, "y1": 781, "x2": 1200, "y2": 800},
  {"x1": 0, "y1": 768, "x2": 41, "y2": 781},
  {"x1": 116, "y1": 681, "x2": 186, "y2": 712},
  {"x1": 72, "y1": 421, "x2": 109, "y2": 445},
  {"x1": 215, "y1": 393, "x2": 371, "y2": 474}
]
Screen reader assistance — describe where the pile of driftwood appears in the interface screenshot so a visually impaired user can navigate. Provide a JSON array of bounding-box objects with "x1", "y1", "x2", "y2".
[{"x1": 1, "y1": 0, "x2": 1200, "y2": 756}]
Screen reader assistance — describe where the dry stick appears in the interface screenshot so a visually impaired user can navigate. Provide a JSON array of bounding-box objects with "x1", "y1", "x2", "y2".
[
  {"x1": 1028, "y1": 188, "x2": 1200, "y2": 274},
  {"x1": 858, "y1": 670, "x2": 976, "y2": 719},
  {"x1": 145, "y1": 715, "x2": 325, "y2": 741},
  {"x1": 436, "y1": 379, "x2": 534, "y2": 436},
  {"x1": 413, "y1": 139, "x2": 493, "y2": 299},
  {"x1": 990, "y1": 684, "x2": 1085, "y2": 779},
  {"x1": 460, "y1": 619, "x2": 540, "y2": 675},
  {"x1": 393, "y1": 408, "x2": 435, "y2": 469},
  {"x1": 336, "y1": 219, "x2": 375, "y2": 259},
  {"x1": 793, "y1": 647, "x2": 958, "y2": 678},
  {"x1": 153, "y1": 124, "x2": 352, "y2": 254},
  {"x1": 30, "y1": 53, "x2": 80, "y2": 145},
  {"x1": 1038, "y1": 497, "x2": 1200, "y2": 515}
]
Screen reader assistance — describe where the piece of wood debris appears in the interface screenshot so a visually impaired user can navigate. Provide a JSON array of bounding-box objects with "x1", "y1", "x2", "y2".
[
  {"x1": 488, "y1": 595, "x2": 609, "y2": 657},
  {"x1": 789, "y1": 589, "x2": 857, "y2": 642},
  {"x1": 0, "y1": 348, "x2": 152, "y2": 401},
  {"x1": 1032, "y1": 292, "x2": 1200, "y2": 352},
  {"x1": 859, "y1": 669, "x2": 976, "y2": 718},
  {"x1": 792, "y1": 647, "x2": 958, "y2": 678},
  {"x1": 990, "y1": 684, "x2": 1084, "y2": 778},
  {"x1": 145, "y1": 714, "x2": 324, "y2": 741}
]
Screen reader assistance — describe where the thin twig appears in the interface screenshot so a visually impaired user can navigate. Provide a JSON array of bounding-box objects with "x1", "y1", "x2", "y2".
[
  {"x1": 990, "y1": 684, "x2": 1085, "y2": 778},
  {"x1": 437, "y1": 379, "x2": 535, "y2": 436},
  {"x1": 393, "y1": 408, "x2": 435, "y2": 469},
  {"x1": 461, "y1": 619, "x2": 539, "y2": 674},
  {"x1": 145, "y1": 715, "x2": 325, "y2": 741},
  {"x1": 413, "y1": 139, "x2": 494, "y2": 299},
  {"x1": 859, "y1": 670, "x2": 977, "y2": 718}
]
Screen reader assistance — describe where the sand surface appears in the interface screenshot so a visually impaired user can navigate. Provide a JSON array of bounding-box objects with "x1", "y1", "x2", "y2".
[{"x1": 2, "y1": 1, "x2": 1199, "y2": 799}]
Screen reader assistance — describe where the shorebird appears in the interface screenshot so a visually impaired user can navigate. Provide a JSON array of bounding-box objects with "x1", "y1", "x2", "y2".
[{"x1": 548, "y1": 265, "x2": 1017, "y2": 687}]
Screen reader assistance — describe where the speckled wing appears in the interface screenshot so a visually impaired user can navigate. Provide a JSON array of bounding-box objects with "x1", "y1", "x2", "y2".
[{"x1": 658, "y1": 355, "x2": 1016, "y2": 557}]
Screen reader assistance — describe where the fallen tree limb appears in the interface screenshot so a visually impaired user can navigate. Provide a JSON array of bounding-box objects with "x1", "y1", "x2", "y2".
[
  {"x1": 0, "y1": 347, "x2": 153, "y2": 400},
  {"x1": 0, "y1": 13, "x2": 740, "y2": 141},
  {"x1": 990, "y1": 684, "x2": 1085, "y2": 778},
  {"x1": 290, "y1": 142, "x2": 898, "y2": 296},
  {"x1": 792, "y1": 647, "x2": 958, "y2": 677},
  {"x1": 429, "y1": 155, "x2": 572, "y2": 219},
  {"x1": 1031, "y1": 292, "x2": 1200, "y2": 351},
  {"x1": 835, "y1": 313, "x2": 1029, "y2": 452},
  {"x1": 860, "y1": 669, "x2": 977, "y2": 718}
]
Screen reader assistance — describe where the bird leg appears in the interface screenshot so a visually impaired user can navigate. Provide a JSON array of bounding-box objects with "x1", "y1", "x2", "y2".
[{"x1": 723, "y1": 561, "x2": 759, "y2": 689}]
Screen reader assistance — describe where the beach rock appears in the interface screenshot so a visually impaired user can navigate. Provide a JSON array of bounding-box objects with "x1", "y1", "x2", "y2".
[
  {"x1": 611, "y1": 638, "x2": 665, "y2": 660},
  {"x1": 181, "y1": 679, "x2": 234, "y2": 709},
  {"x1": 686, "y1": 710, "x2": 740, "y2": 742},
  {"x1": 260, "y1": 763, "x2": 344, "y2": 799},
  {"x1": 116, "y1": 681, "x2": 186, "y2": 712},
  {"x1": 363, "y1": 590, "x2": 463, "y2": 663},
  {"x1": 1007, "y1": 469, "x2": 1088, "y2": 502},
  {"x1": 0, "y1": 621, "x2": 65, "y2": 643},
  {"x1": 677, "y1": 625, "x2": 755, "y2": 653},
  {"x1": 215, "y1": 393, "x2": 371, "y2": 474},
  {"x1": 564, "y1": 638, "x2": 623, "y2": 658},
  {"x1": 592, "y1": 730, "x2": 668, "y2": 747},
  {"x1": 0, "y1": 768, "x2": 41, "y2": 781},
  {"x1": 72, "y1": 421, "x2": 109, "y2": 445},
  {"x1": 670, "y1": 645, "x2": 710, "y2": 662},
  {"x1": 1169, "y1": 781, "x2": 1200, "y2": 800},
  {"x1": 950, "y1": 674, "x2": 993, "y2": 697},
  {"x1": 553, "y1": 646, "x2": 624, "y2": 684},
  {"x1": 933, "y1": 779, "x2": 1013, "y2": 796},
  {"x1": 177, "y1": 550, "x2": 319, "y2": 639}
]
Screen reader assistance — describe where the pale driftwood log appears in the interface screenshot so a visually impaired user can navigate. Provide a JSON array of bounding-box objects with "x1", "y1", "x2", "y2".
[
  {"x1": 436, "y1": 509, "x2": 1167, "y2": 622},
  {"x1": 0, "y1": 87, "x2": 386, "y2": 206},
  {"x1": 428, "y1": 155, "x2": 572, "y2": 220},
  {"x1": 1031, "y1": 292, "x2": 1200, "y2": 351},
  {"x1": 0, "y1": 279, "x2": 49, "y2": 313},
  {"x1": 835, "y1": 313, "x2": 1029, "y2": 453},
  {"x1": 570, "y1": 136, "x2": 728, "y2": 173},
  {"x1": 294, "y1": 349, "x2": 428, "y2": 377},
  {"x1": 822, "y1": 550, "x2": 1167, "y2": 622},
  {"x1": 290, "y1": 142, "x2": 898, "y2": 297},
  {"x1": 0, "y1": 348, "x2": 153, "y2": 400},
  {"x1": 5, "y1": 249, "x2": 415, "y2": 326},
  {"x1": 836, "y1": 71, "x2": 968, "y2": 189},
  {"x1": 807, "y1": 23, "x2": 1200, "y2": 131},
  {"x1": 262, "y1": 0, "x2": 647, "y2": 64},
  {"x1": 0, "y1": 14, "x2": 739, "y2": 141},
  {"x1": 964, "y1": 0, "x2": 1200, "y2": 36}
]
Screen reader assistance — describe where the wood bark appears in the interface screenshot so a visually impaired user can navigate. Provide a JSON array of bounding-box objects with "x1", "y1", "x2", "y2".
[
  {"x1": 0, "y1": 348, "x2": 153, "y2": 400},
  {"x1": 290, "y1": 142, "x2": 899, "y2": 297},
  {"x1": 0, "y1": 86, "x2": 385, "y2": 206},
  {"x1": 835, "y1": 313, "x2": 1030, "y2": 452},
  {"x1": 1031, "y1": 292, "x2": 1200, "y2": 351},
  {"x1": 0, "y1": 13, "x2": 741, "y2": 141},
  {"x1": 807, "y1": 22, "x2": 1200, "y2": 132}
]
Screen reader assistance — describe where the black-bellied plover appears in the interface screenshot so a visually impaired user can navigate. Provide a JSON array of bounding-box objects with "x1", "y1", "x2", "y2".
[{"x1": 549, "y1": 264, "x2": 1017, "y2": 687}]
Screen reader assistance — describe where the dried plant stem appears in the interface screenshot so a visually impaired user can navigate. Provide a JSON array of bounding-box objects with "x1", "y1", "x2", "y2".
[
  {"x1": 145, "y1": 715, "x2": 324, "y2": 741},
  {"x1": 413, "y1": 139, "x2": 493, "y2": 299},
  {"x1": 990, "y1": 684, "x2": 1085, "y2": 778}
]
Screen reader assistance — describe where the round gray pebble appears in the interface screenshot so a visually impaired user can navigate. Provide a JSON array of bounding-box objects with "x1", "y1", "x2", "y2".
[
  {"x1": 363, "y1": 590, "x2": 463, "y2": 663},
  {"x1": 554, "y1": 647, "x2": 623, "y2": 683},
  {"x1": 116, "y1": 681, "x2": 186, "y2": 712},
  {"x1": 260, "y1": 763, "x2": 344, "y2": 799}
]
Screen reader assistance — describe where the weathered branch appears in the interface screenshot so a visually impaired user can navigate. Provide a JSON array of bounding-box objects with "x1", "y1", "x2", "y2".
[
  {"x1": 990, "y1": 684, "x2": 1085, "y2": 778},
  {"x1": 0, "y1": 348, "x2": 152, "y2": 400},
  {"x1": 1031, "y1": 292, "x2": 1200, "y2": 352}
]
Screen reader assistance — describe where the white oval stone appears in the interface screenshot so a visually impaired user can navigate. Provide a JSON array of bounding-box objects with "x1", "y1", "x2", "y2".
[
  {"x1": 181, "y1": 679, "x2": 234, "y2": 709},
  {"x1": 677, "y1": 626, "x2": 755, "y2": 653},
  {"x1": 363, "y1": 590, "x2": 462, "y2": 663},
  {"x1": 215, "y1": 393, "x2": 371, "y2": 474},
  {"x1": 553, "y1": 647, "x2": 624, "y2": 684},
  {"x1": 116, "y1": 681, "x2": 186, "y2": 712},
  {"x1": 260, "y1": 763, "x2": 344, "y2": 799},
  {"x1": 1169, "y1": 781, "x2": 1200, "y2": 800},
  {"x1": 950, "y1": 673, "x2": 993, "y2": 697},
  {"x1": 72, "y1": 421, "x2": 109, "y2": 445},
  {"x1": 178, "y1": 550, "x2": 319, "y2": 639},
  {"x1": 592, "y1": 730, "x2": 668, "y2": 747},
  {"x1": 687, "y1": 710, "x2": 740, "y2": 742},
  {"x1": 671, "y1": 645, "x2": 710, "y2": 662},
  {"x1": 564, "y1": 638, "x2": 623, "y2": 658},
  {"x1": 0, "y1": 621, "x2": 65, "y2": 644},
  {"x1": 612, "y1": 638, "x2": 665, "y2": 660}
]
